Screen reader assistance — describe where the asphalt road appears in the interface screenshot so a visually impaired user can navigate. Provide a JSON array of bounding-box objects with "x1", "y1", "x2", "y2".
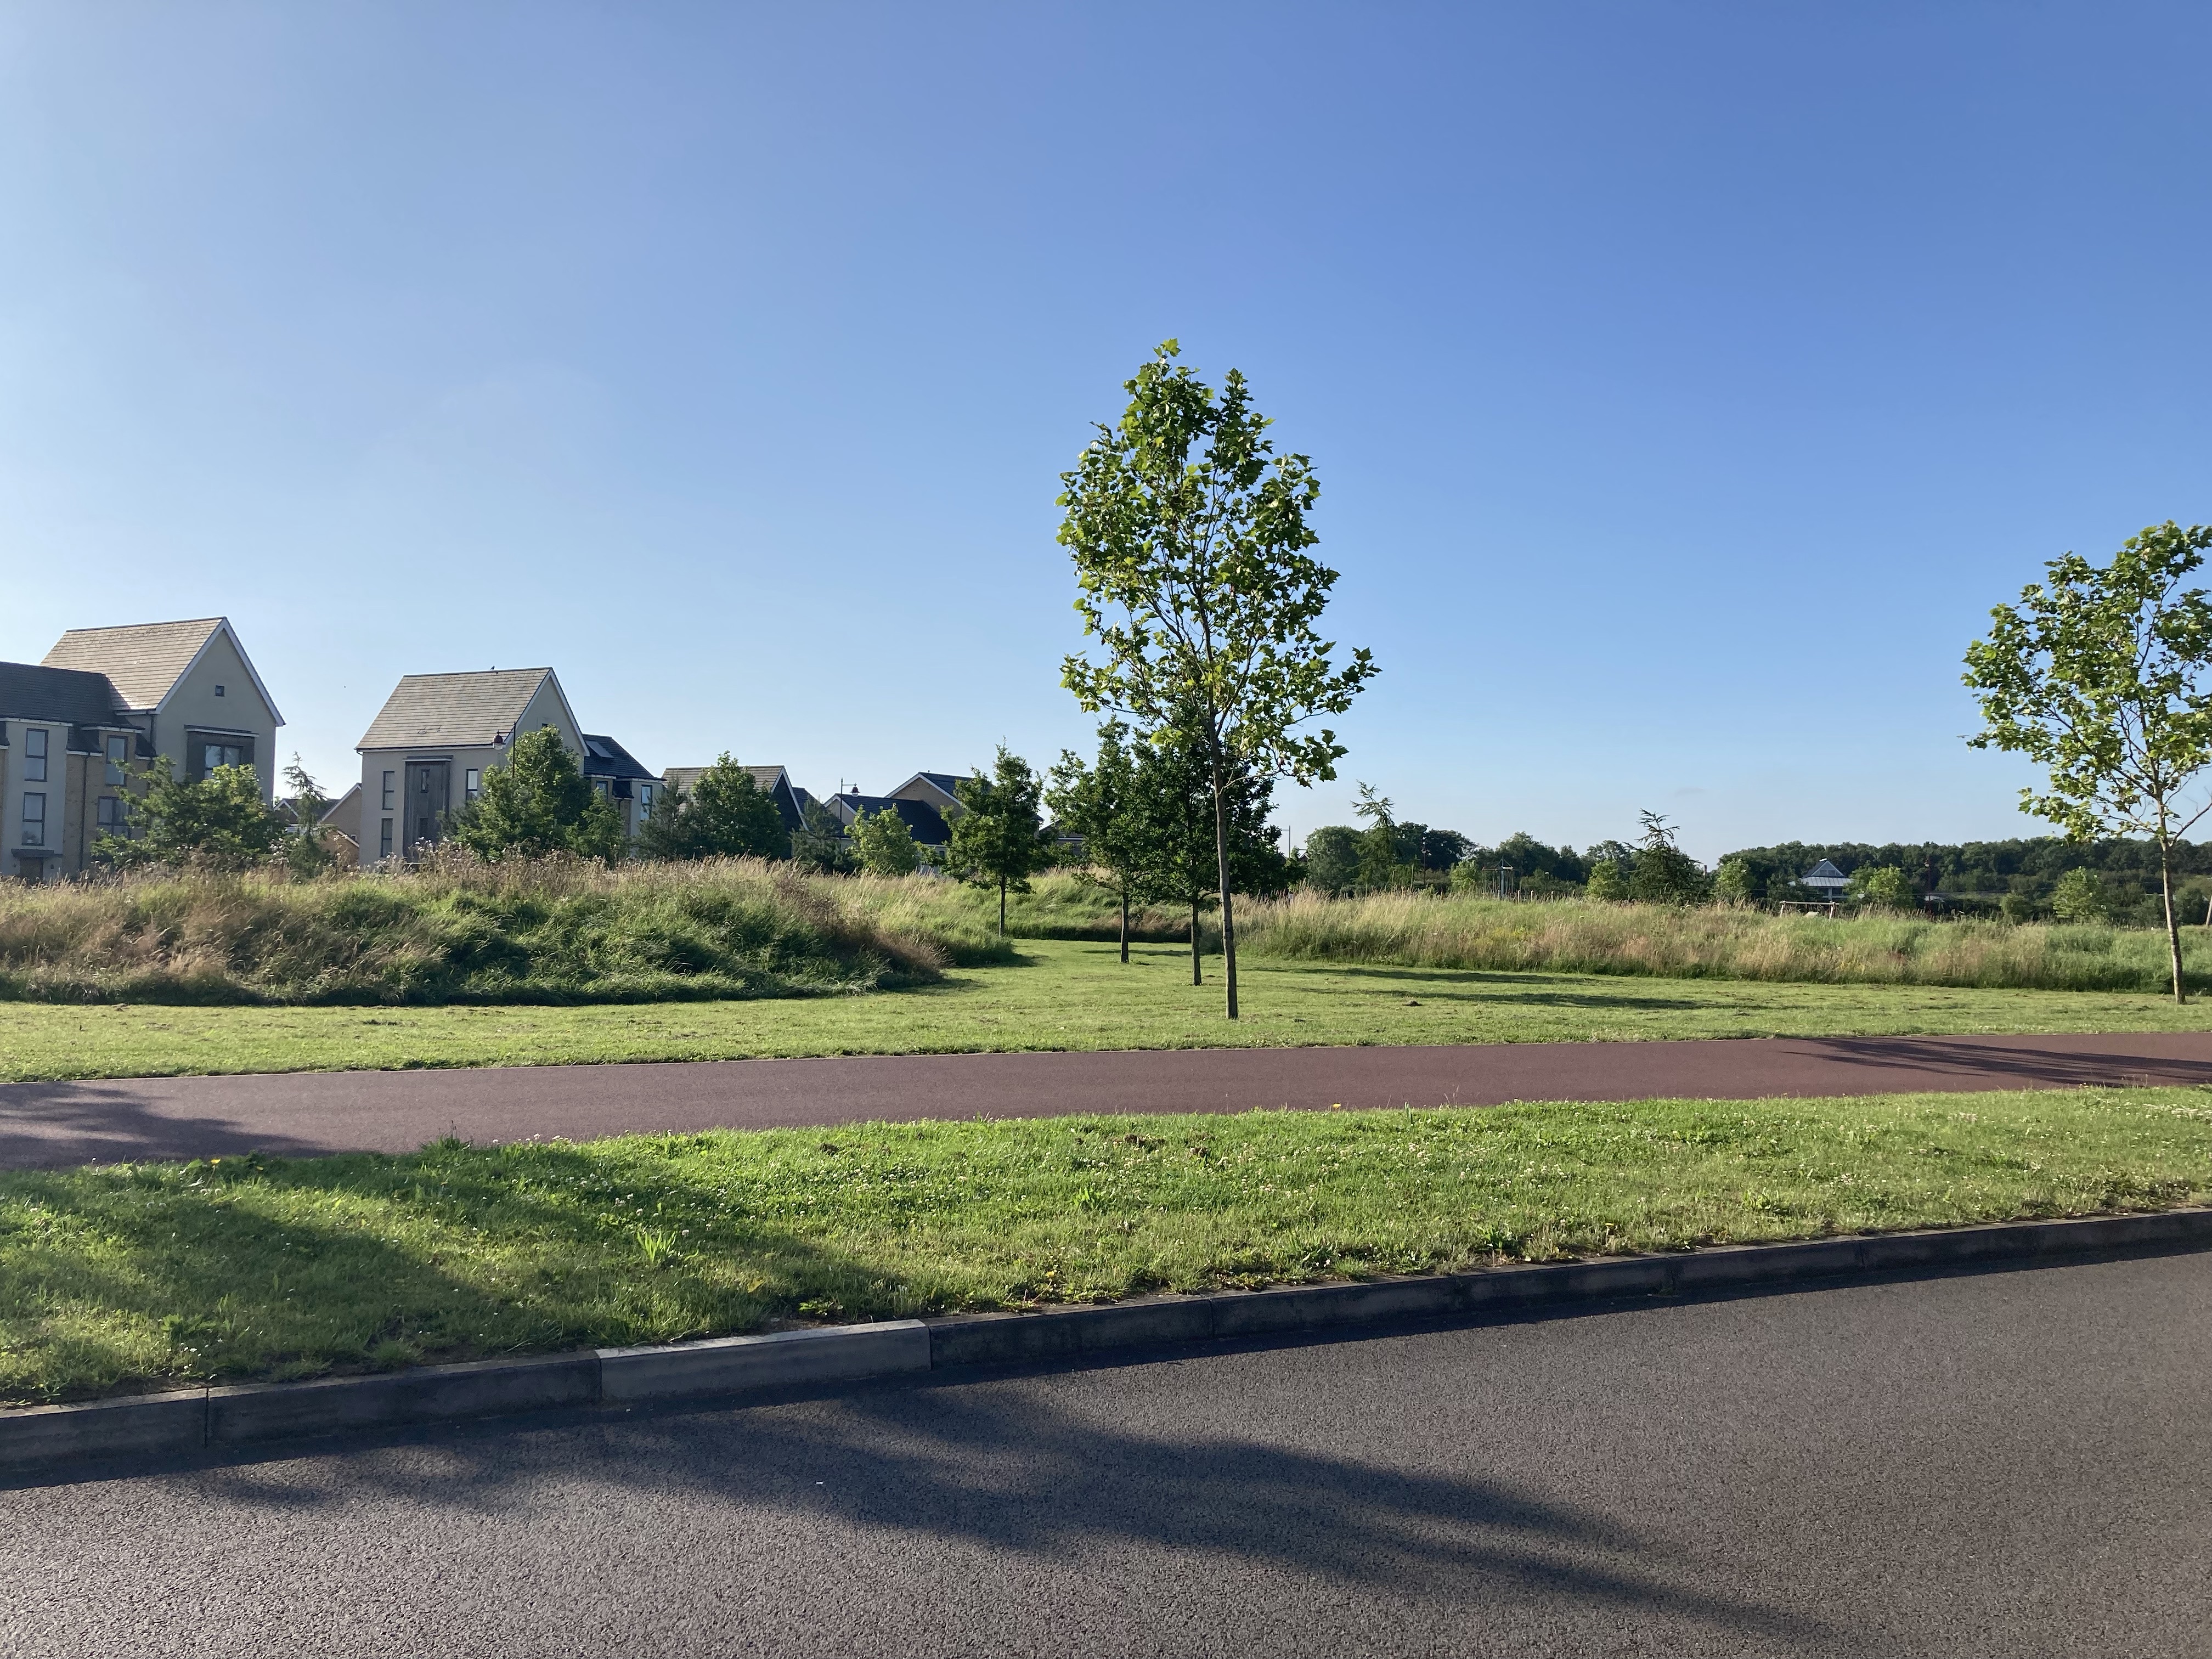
[
  {"x1": 3, "y1": 1030, "x2": 2211, "y2": 1167},
  {"x1": 5, "y1": 1249, "x2": 2208, "y2": 1657}
]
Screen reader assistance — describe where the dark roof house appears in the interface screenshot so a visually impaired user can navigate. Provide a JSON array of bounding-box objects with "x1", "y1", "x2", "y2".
[
  {"x1": 826, "y1": 792, "x2": 952, "y2": 847},
  {"x1": 662, "y1": 763, "x2": 806, "y2": 833},
  {"x1": 886, "y1": 771, "x2": 972, "y2": 820}
]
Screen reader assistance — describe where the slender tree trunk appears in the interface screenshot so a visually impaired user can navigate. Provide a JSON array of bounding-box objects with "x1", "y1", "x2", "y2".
[
  {"x1": 998, "y1": 875, "x2": 1007, "y2": 939},
  {"x1": 1120, "y1": 885, "x2": 1130, "y2": 964},
  {"x1": 1207, "y1": 740, "x2": 1238, "y2": 1020},
  {"x1": 2159, "y1": 832, "x2": 2187, "y2": 1004},
  {"x1": 1190, "y1": 901, "x2": 1201, "y2": 984}
]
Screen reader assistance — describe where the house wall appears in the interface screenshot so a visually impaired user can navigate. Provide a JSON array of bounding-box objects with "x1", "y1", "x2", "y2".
[
  {"x1": 357, "y1": 742, "x2": 509, "y2": 867},
  {"x1": 153, "y1": 628, "x2": 281, "y2": 803},
  {"x1": 0, "y1": 720, "x2": 128, "y2": 880}
]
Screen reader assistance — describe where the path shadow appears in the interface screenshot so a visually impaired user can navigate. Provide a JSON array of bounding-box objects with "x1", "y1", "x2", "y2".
[
  {"x1": 0, "y1": 1079, "x2": 340, "y2": 1170},
  {"x1": 1796, "y1": 1036, "x2": 2212, "y2": 1090}
]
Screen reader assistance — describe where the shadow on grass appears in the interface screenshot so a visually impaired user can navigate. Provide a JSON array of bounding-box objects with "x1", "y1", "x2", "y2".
[{"x1": 0, "y1": 1138, "x2": 950, "y2": 1403}]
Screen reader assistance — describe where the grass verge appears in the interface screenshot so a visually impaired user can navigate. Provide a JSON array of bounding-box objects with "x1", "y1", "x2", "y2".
[
  {"x1": 4, "y1": 940, "x2": 2210, "y2": 1085},
  {"x1": 4, "y1": 1085, "x2": 2209, "y2": 1403}
]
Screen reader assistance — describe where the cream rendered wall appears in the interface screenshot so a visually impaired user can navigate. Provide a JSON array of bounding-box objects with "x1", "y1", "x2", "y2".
[
  {"x1": 351, "y1": 674, "x2": 581, "y2": 868},
  {"x1": 156, "y1": 627, "x2": 281, "y2": 803},
  {"x1": 512, "y1": 678, "x2": 582, "y2": 755},
  {"x1": 356, "y1": 742, "x2": 509, "y2": 867},
  {"x1": 3, "y1": 720, "x2": 63, "y2": 880}
]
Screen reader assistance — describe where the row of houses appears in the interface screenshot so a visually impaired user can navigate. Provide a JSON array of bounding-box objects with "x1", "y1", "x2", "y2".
[{"x1": 0, "y1": 616, "x2": 970, "y2": 880}]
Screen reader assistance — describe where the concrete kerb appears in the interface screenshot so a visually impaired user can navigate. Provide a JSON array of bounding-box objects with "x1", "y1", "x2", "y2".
[{"x1": 7, "y1": 1207, "x2": 2210, "y2": 1472}]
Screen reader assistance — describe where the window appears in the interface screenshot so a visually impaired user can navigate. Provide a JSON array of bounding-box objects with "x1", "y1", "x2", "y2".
[
  {"x1": 185, "y1": 731, "x2": 252, "y2": 781},
  {"x1": 381, "y1": 771, "x2": 396, "y2": 810},
  {"x1": 637, "y1": 782, "x2": 654, "y2": 814},
  {"x1": 20, "y1": 793, "x2": 44, "y2": 848},
  {"x1": 23, "y1": 729, "x2": 46, "y2": 783},
  {"x1": 105, "y1": 735, "x2": 128, "y2": 783},
  {"x1": 464, "y1": 769, "x2": 481, "y2": 803},
  {"x1": 96, "y1": 797, "x2": 121, "y2": 830},
  {"x1": 379, "y1": 819, "x2": 393, "y2": 860},
  {"x1": 213, "y1": 685, "x2": 225, "y2": 697}
]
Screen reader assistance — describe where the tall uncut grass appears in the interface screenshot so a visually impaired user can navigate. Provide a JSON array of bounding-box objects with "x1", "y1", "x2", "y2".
[
  {"x1": 1237, "y1": 890, "x2": 2212, "y2": 994},
  {"x1": 0, "y1": 856, "x2": 1000, "y2": 1006}
]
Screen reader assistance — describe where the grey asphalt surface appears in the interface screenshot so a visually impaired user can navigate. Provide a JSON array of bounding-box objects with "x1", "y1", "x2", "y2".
[
  {"x1": 7, "y1": 1250, "x2": 2209, "y2": 1657},
  {"x1": 5, "y1": 1030, "x2": 2212, "y2": 1167}
]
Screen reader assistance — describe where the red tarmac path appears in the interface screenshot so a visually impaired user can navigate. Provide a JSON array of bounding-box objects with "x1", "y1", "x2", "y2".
[{"x1": 2, "y1": 1031, "x2": 2210, "y2": 1169}]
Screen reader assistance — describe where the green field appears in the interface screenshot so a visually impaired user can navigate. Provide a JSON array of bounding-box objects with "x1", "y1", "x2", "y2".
[
  {"x1": 3, "y1": 939, "x2": 2209, "y2": 1084},
  {"x1": 4, "y1": 1084, "x2": 2207, "y2": 1403}
]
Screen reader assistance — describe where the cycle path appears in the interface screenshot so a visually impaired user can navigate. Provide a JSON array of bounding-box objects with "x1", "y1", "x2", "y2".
[{"x1": 2, "y1": 1029, "x2": 2209, "y2": 1169}]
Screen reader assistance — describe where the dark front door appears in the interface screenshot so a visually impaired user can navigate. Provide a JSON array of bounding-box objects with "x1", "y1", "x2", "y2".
[{"x1": 404, "y1": 760, "x2": 451, "y2": 855}]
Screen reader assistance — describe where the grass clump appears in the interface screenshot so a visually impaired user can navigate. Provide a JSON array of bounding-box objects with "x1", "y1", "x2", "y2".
[
  {"x1": 1239, "y1": 890, "x2": 2212, "y2": 994},
  {"x1": 4, "y1": 1086, "x2": 2209, "y2": 1403},
  {"x1": 0, "y1": 856, "x2": 997, "y2": 1006}
]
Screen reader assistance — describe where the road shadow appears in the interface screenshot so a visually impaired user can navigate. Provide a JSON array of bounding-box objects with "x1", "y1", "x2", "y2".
[{"x1": 40, "y1": 1355, "x2": 1843, "y2": 1652}]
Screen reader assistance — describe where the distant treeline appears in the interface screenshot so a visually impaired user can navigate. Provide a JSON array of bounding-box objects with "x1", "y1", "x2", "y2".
[{"x1": 1716, "y1": 838, "x2": 2212, "y2": 904}]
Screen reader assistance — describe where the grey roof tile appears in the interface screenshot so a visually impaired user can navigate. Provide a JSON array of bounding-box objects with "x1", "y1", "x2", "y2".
[
  {"x1": 42, "y1": 618, "x2": 225, "y2": 710},
  {"x1": 359, "y1": 669, "x2": 552, "y2": 751}
]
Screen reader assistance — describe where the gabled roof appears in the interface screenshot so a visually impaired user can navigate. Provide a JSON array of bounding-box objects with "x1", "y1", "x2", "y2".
[
  {"x1": 827, "y1": 792, "x2": 953, "y2": 845},
  {"x1": 662, "y1": 763, "x2": 804, "y2": 829},
  {"x1": 358, "y1": 668, "x2": 560, "y2": 752},
  {"x1": 318, "y1": 782, "x2": 362, "y2": 827},
  {"x1": 663, "y1": 763, "x2": 791, "y2": 794},
  {"x1": 43, "y1": 617, "x2": 281, "y2": 723},
  {"x1": 0, "y1": 661, "x2": 134, "y2": 729},
  {"x1": 1802, "y1": 859, "x2": 1850, "y2": 887},
  {"x1": 888, "y1": 770, "x2": 973, "y2": 811},
  {"x1": 581, "y1": 734, "x2": 656, "y2": 782}
]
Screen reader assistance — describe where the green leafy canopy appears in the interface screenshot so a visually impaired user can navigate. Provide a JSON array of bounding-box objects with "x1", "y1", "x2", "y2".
[
  {"x1": 1964, "y1": 522, "x2": 2212, "y2": 845},
  {"x1": 1056, "y1": 340, "x2": 1377, "y2": 786}
]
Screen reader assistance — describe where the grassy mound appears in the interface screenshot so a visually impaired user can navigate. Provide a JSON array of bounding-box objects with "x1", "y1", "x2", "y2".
[
  {"x1": 0, "y1": 857, "x2": 1003, "y2": 1006},
  {"x1": 1237, "y1": 890, "x2": 2212, "y2": 994}
]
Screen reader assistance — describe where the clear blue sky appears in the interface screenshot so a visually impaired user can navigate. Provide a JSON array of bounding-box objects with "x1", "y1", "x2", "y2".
[{"x1": 3, "y1": 3, "x2": 2204, "y2": 860}]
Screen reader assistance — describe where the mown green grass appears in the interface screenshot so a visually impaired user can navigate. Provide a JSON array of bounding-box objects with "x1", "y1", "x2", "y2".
[
  {"x1": 4, "y1": 1085, "x2": 2208, "y2": 1403},
  {"x1": 4, "y1": 939, "x2": 2209, "y2": 1085}
]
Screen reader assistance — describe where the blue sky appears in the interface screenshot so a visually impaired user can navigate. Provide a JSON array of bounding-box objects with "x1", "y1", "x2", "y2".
[{"x1": 2, "y1": 3, "x2": 2204, "y2": 861}]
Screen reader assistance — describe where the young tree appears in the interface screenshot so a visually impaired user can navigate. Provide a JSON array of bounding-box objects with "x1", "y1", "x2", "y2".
[
  {"x1": 850, "y1": 805, "x2": 921, "y2": 877},
  {"x1": 789, "y1": 800, "x2": 855, "y2": 873},
  {"x1": 448, "y1": 727, "x2": 624, "y2": 863},
  {"x1": 1047, "y1": 721, "x2": 1149, "y2": 963},
  {"x1": 1302, "y1": 826, "x2": 1362, "y2": 896},
  {"x1": 1059, "y1": 340, "x2": 1378, "y2": 1018},
  {"x1": 948, "y1": 748, "x2": 1056, "y2": 936},
  {"x1": 1965, "y1": 521, "x2": 2212, "y2": 1002},
  {"x1": 1627, "y1": 811, "x2": 1710, "y2": 906},
  {"x1": 638, "y1": 755, "x2": 789, "y2": 861},
  {"x1": 1713, "y1": 855, "x2": 1757, "y2": 906},
  {"x1": 1351, "y1": 783, "x2": 1417, "y2": 890},
  {"x1": 2048, "y1": 866, "x2": 2113, "y2": 923},
  {"x1": 1849, "y1": 865, "x2": 1916, "y2": 911},
  {"x1": 1126, "y1": 717, "x2": 1286, "y2": 984},
  {"x1": 278, "y1": 755, "x2": 338, "y2": 877},
  {"x1": 97, "y1": 761, "x2": 289, "y2": 869}
]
